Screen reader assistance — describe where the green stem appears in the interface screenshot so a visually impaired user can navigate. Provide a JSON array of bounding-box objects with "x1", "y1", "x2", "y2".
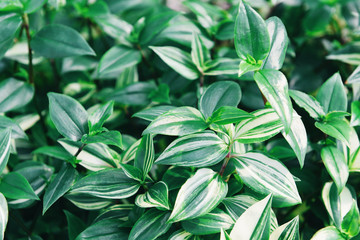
[{"x1": 22, "y1": 13, "x2": 34, "y2": 85}]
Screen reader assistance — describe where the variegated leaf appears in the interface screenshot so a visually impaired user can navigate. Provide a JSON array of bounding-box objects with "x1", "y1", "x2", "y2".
[
  {"x1": 0, "y1": 193, "x2": 8, "y2": 240},
  {"x1": 0, "y1": 128, "x2": 11, "y2": 174},
  {"x1": 135, "y1": 181, "x2": 170, "y2": 210},
  {"x1": 270, "y1": 216, "x2": 300, "y2": 240},
  {"x1": 289, "y1": 90, "x2": 326, "y2": 120}
]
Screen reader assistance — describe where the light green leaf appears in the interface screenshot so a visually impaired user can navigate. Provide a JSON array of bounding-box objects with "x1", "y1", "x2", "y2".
[
  {"x1": 311, "y1": 226, "x2": 346, "y2": 240},
  {"x1": 199, "y1": 81, "x2": 241, "y2": 119},
  {"x1": 64, "y1": 210, "x2": 86, "y2": 240},
  {"x1": 289, "y1": 90, "x2": 326, "y2": 120},
  {"x1": 128, "y1": 209, "x2": 171, "y2": 240},
  {"x1": 221, "y1": 228, "x2": 232, "y2": 240},
  {"x1": 317, "y1": 72, "x2": 347, "y2": 113},
  {"x1": 31, "y1": 24, "x2": 95, "y2": 58},
  {"x1": 0, "y1": 13, "x2": 22, "y2": 59},
  {"x1": 321, "y1": 146, "x2": 349, "y2": 193},
  {"x1": 97, "y1": 46, "x2": 141, "y2": 79},
  {"x1": 204, "y1": 58, "x2": 241, "y2": 76},
  {"x1": 238, "y1": 60, "x2": 262, "y2": 77},
  {"x1": 169, "y1": 168, "x2": 227, "y2": 222},
  {"x1": 263, "y1": 17, "x2": 288, "y2": 70},
  {"x1": 191, "y1": 32, "x2": 210, "y2": 71},
  {"x1": 69, "y1": 168, "x2": 140, "y2": 199},
  {"x1": 326, "y1": 42, "x2": 360, "y2": 65},
  {"x1": 0, "y1": 78, "x2": 34, "y2": 113},
  {"x1": 254, "y1": 69, "x2": 293, "y2": 133},
  {"x1": 150, "y1": 46, "x2": 200, "y2": 80},
  {"x1": 181, "y1": 208, "x2": 234, "y2": 235},
  {"x1": 48, "y1": 92, "x2": 88, "y2": 141},
  {"x1": 315, "y1": 119, "x2": 351, "y2": 147},
  {"x1": 347, "y1": 65, "x2": 360, "y2": 84},
  {"x1": 341, "y1": 200, "x2": 360, "y2": 237},
  {"x1": 155, "y1": 131, "x2": 228, "y2": 167},
  {"x1": 135, "y1": 181, "x2": 170, "y2": 210},
  {"x1": 230, "y1": 194, "x2": 272, "y2": 240},
  {"x1": 82, "y1": 131, "x2": 122, "y2": 149},
  {"x1": 133, "y1": 105, "x2": 176, "y2": 121},
  {"x1": 350, "y1": 101, "x2": 360, "y2": 126},
  {"x1": 88, "y1": 101, "x2": 114, "y2": 134},
  {"x1": 143, "y1": 107, "x2": 207, "y2": 136},
  {"x1": 208, "y1": 106, "x2": 254, "y2": 125},
  {"x1": 0, "y1": 193, "x2": 8, "y2": 240},
  {"x1": 134, "y1": 134, "x2": 154, "y2": 180},
  {"x1": 76, "y1": 219, "x2": 128, "y2": 240},
  {"x1": 234, "y1": 108, "x2": 284, "y2": 143},
  {"x1": 0, "y1": 128, "x2": 11, "y2": 174},
  {"x1": 232, "y1": 153, "x2": 301, "y2": 207},
  {"x1": 0, "y1": 172, "x2": 39, "y2": 200},
  {"x1": 0, "y1": 0, "x2": 23, "y2": 12},
  {"x1": 270, "y1": 216, "x2": 300, "y2": 240},
  {"x1": 234, "y1": 0, "x2": 270, "y2": 61},
  {"x1": 33, "y1": 146, "x2": 73, "y2": 161},
  {"x1": 93, "y1": 14, "x2": 132, "y2": 40},
  {"x1": 42, "y1": 164, "x2": 77, "y2": 214},
  {"x1": 21, "y1": 0, "x2": 47, "y2": 13}
]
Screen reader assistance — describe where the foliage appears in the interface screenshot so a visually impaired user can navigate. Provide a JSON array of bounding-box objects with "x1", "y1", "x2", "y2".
[{"x1": 0, "y1": 0, "x2": 359, "y2": 239}]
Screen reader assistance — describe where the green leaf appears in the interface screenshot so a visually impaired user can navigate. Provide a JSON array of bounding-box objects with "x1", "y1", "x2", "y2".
[
  {"x1": 281, "y1": 112, "x2": 308, "y2": 168},
  {"x1": 263, "y1": 17, "x2": 288, "y2": 70},
  {"x1": 97, "y1": 46, "x2": 141, "y2": 79},
  {"x1": 0, "y1": 193, "x2": 7, "y2": 240},
  {"x1": 129, "y1": 209, "x2": 171, "y2": 240},
  {"x1": 350, "y1": 101, "x2": 360, "y2": 126},
  {"x1": 208, "y1": 106, "x2": 254, "y2": 125},
  {"x1": 315, "y1": 119, "x2": 351, "y2": 147},
  {"x1": 155, "y1": 131, "x2": 228, "y2": 167},
  {"x1": 135, "y1": 181, "x2": 170, "y2": 210},
  {"x1": 321, "y1": 146, "x2": 349, "y2": 193},
  {"x1": 76, "y1": 219, "x2": 128, "y2": 240},
  {"x1": 0, "y1": 0, "x2": 23, "y2": 12},
  {"x1": 42, "y1": 164, "x2": 77, "y2": 214},
  {"x1": 0, "y1": 172, "x2": 39, "y2": 200},
  {"x1": 48, "y1": 92, "x2": 88, "y2": 141},
  {"x1": 33, "y1": 146, "x2": 73, "y2": 161},
  {"x1": 134, "y1": 134, "x2": 154, "y2": 180},
  {"x1": 120, "y1": 163, "x2": 143, "y2": 182},
  {"x1": 270, "y1": 216, "x2": 300, "y2": 240},
  {"x1": 94, "y1": 204, "x2": 134, "y2": 222},
  {"x1": 64, "y1": 210, "x2": 86, "y2": 240},
  {"x1": 0, "y1": 13, "x2": 22, "y2": 59},
  {"x1": 69, "y1": 169, "x2": 140, "y2": 199},
  {"x1": 289, "y1": 90, "x2": 326, "y2": 120},
  {"x1": 325, "y1": 111, "x2": 351, "y2": 121},
  {"x1": 150, "y1": 46, "x2": 200, "y2": 80},
  {"x1": 222, "y1": 194, "x2": 258, "y2": 221},
  {"x1": 162, "y1": 166, "x2": 193, "y2": 191},
  {"x1": 254, "y1": 69, "x2": 293, "y2": 133},
  {"x1": 199, "y1": 81, "x2": 241, "y2": 119},
  {"x1": 191, "y1": 32, "x2": 210, "y2": 71},
  {"x1": 204, "y1": 58, "x2": 241, "y2": 76},
  {"x1": 347, "y1": 65, "x2": 360, "y2": 84},
  {"x1": 82, "y1": 131, "x2": 123, "y2": 149},
  {"x1": 316, "y1": 73, "x2": 347, "y2": 113},
  {"x1": 234, "y1": 108, "x2": 284, "y2": 143},
  {"x1": 21, "y1": 0, "x2": 47, "y2": 13},
  {"x1": 88, "y1": 101, "x2": 114, "y2": 134},
  {"x1": 169, "y1": 168, "x2": 227, "y2": 222},
  {"x1": 341, "y1": 200, "x2": 360, "y2": 237},
  {"x1": 232, "y1": 152, "x2": 301, "y2": 207},
  {"x1": 133, "y1": 105, "x2": 176, "y2": 121},
  {"x1": 181, "y1": 208, "x2": 234, "y2": 235},
  {"x1": 326, "y1": 41, "x2": 360, "y2": 64},
  {"x1": 65, "y1": 193, "x2": 112, "y2": 211},
  {"x1": 0, "y1": 115, "x2": 27, "y2": 139},
  {"x1": 31, "y1": 24, "x2": 95, "y2": 58},
  {"x1": 169, "y1": 229, "x2": 200, "y2": 240},
  {"x1": 238, "y1": 60, "x2": 262, "y2": 77},
  {"x1": 311, "y1": 226, "x2": 346, "y2": 240},
  {"x1": 221, "y1": 228, "x2": 232, "y2": 240},
  {"x1": 0, "y1": 128, "x2": 11, "y2": 174},
  {"x1": 93, "y1": 14, "x2": 132, "y2": 40},
  {"x1": 229, "y1": 194, "x2": 272, "y2": 240},
  {"x1": 143, "y1": 107, "x2": 207, "y2": 136},
  {"x1": 0, "y1": 78, "x2": 34, "y2": 113},
  {"x1": 234, "y1": 0, "x2": 270, "y2": 61}
]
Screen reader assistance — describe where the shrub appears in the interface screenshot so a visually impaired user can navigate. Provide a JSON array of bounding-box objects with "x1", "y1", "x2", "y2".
[{"x1": 0, "y1": 0, "x2": 360, "y2": 239}]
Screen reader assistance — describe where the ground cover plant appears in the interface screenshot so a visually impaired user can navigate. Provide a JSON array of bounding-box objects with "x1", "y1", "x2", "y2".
[{"x1": 0, "y1": 0, "x2": 360, "y2": 239}]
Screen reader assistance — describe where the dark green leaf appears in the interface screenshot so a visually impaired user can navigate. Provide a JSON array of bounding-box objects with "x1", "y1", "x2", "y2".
[
  {"x1": 33, "y1": 146, "x2": 73, "y2": 161},
  {"x1": 327, "y1": 42, "x2": 360, "y2": 65},
  {"x1": 21, "y1": 0, "x2": 47, "y2": 13},
  {"x1": 135, "y1": 181, "x2": 170, "y2": 210},
  {"x1": 120, "y1": 163, "x2": 143, "y2": 182},
  {"x1": 341, "y1": 200, "x2": 360, "y2": 237},
  {"x1": 94, "y1": 204, "x2": 134, "y2": 222},
  {"x1": 133, "y1": 105, "x2": 176, "y2": 121},
  {"x1": 134, "y1": 134, "x2": 154, "y2": 180},
  {"x1": 289, "y1": 90, "x2": 326, "y2": 120},
  {"x1": 315, "y1": 119, "x2": 351, "y2": 147},
  {"x1": 0, "y1": 128, "x2": 11, "y2": 174},
  {"x1": 0, "y1": 13, "x2": 22, "y2": 59},
  {"x1": 208, "y1": 106, "x2": 253, "y2": 125},
  {"x1": 82, "y1": 131, "x2": 123, "y2": 149},
  {"x1": 0, "y1": 172, "x2": 39, "y2": 200},
  {"x1": 162, "y1": 166, "x2": 193, "y2": 191},
  {"x1": 0, "y1": 78, "x2": 34, "y2": 113},
  {"x1": 64, "y1": 210, "x2": 86, "y2": 240},
  {"x1": 0, "y1": 115, "x2": 27, "y2": 139},
  {"x1": 88, "y1": 101, "x2": 114, "y2": 134},
  {"x1": 76, "y1": 219, "x2": 128, "y2": 240}
]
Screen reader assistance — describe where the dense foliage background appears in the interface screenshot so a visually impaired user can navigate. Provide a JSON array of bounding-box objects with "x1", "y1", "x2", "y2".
[{"x1": 0, "y1": 0, "x2": 360, "y2": 239}]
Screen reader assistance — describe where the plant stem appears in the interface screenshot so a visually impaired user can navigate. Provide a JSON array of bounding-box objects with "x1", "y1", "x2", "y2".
[
  {"x1": 219, "y1": 152, "x2": 231, "y2": 176},
  {"x1": 22, "y1": 13, "x2": 34, "y2": 85},
  {"x1": 199, "y1": 74, "x2": 204, "y2": 95},
  {"x1": 74, "y1": 143, "x2": 87, "y2": 157}
]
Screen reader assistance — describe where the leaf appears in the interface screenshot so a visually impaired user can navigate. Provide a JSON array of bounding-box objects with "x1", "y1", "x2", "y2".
[
  {"x1": 263, "y1": 17, "x2": 288, "y2": 70},
  {"x1": 129, "y1": 209, "x2": 171, "y2": 240},
  {"x1": 0, "y1": 0, "x2": 23, "y2": 12},
  {"x1": 270, "y1": 216, "x2": 300, "y2": 240},
  {"x1": 0, "y1": 172, "x2": 39, "y2": 200},
  {"x1": 347, "y1": 65, "x2": 360, "y2": 84},
  {"x1": 143, "y1": 107, "x2": 207, "y2": 136},
  {"x1": 311, "y1": 226, "x2": 346, "y2": 240},
  {"x1": 93, "y1": 14, "x2": 132, "y2": 40},
  {"x1": 229, "y1": 194, "x2": 272, "y2": 240},
  {"x1": 162, "y1": 167, "x2": 193, "y2": 191},
  {"x1": 204, "y1": 58, "x2": 241, "y2": 76},
  {"x1": 76, "y1": 219, "x2": 128, "y2": 240},
  {"x1": 135, "y1": 181, "x2": 170, "y2": 210},
  {"x1": 0, "y1": 193, "x2": 7, "y2": 240},
  {"x1": 341, "y1": 200, "x2": 360, "y2": 238},
  {"x1": 221, "y1": 228, "x2": 232, "y2": 240},
  {"x1": 0, "y1": 78, "x2": 34, "y2": 113},
  {"x1": 61, "y1": 56, "x2": 97, "y2": 74},
  {"x1": 316, "y1": 73, "x2": 347, "y2": 113},
  {"x1": 232, "y1": 152, "x2": 301, "y2": 207},
  {"x1": 191, "y1": 32, "x2": 210, "y2": 71},
  {"x1": 234, "y1": 108, "x2": 284, "y2": 143},
  {"x1": 321, "y1": 146, "x2": 349, "y2": 194},
  {"x1": 199, "y1": 81, "x2": 241, "y2": 119},
  {"x1": 88, "y1": 101, "x2": 114, "y2": 134},
  {"x1": 155, "y1": 131, "x2": 228, "y2": 167},
  {"x1": 181, "y1": 208, "x2": 234, "y2": 235},
  {"x1": 281, "y1": 111, "x2": 308, "y2": 168},
  {"x1": 42, "y1": 164, "x2": 77, "y2": 214},
  {"x1": 82, "y1": 131, "x2": 123, "y2": 149},
  {"x1": 326, "y1": 42, "x2": 360, "y2": 65},
  {"x1": 97, "y1": 46, "x2": 141, "y2": 79},
  {"x1": 0, "y1": 13, "x2": 22, "y2": 59},
  {"x1": 64, "y1": 210, "x2": 86, "y2": 240},
  {"x1": 234, "y1": 0, "x2": 270, "y2": 61},
  {"x1": 48, "y1": 92, "x2": 88, "y2": 141},
  {"x1": 169, "y1": 229, "x2": 200, "y2": 240},
  {"x1": 150, "y1": 46, "x2": 200, "y2": 80},
  {"x1": 350, "y1": 101, "x2": 360, "y2": 126},
  {"x1": 120, "y1": 163, "x2": 143, "y2": 182},
  {"x1": 169, "y1": 168, "x2": 227, "y2": 222},
  {"x1": 133, "y1": 105, "x2": 176, "y2": 121},
  {"x1": 208, "y1": 106, "x2": 254, "y2": 125},
  {"x1": 222, "y1": 195, "x2": 259, "y2": 221},
  {"x1": 69, "y1": 169, "x2": 140, "y2": 199},
  {"x1": 0, "y1": 128, "x2": 11, "y2": 174},
  {"x1": 94, "y1": 204, "x2": 134, "y2": 222},
  {"x1": 21, "y1": 0, "x2": 47, "y2": 13},
  {"x1": 33, "y1": 146, "x2": 73, "y2": 161},
  {"x1": 0, "y1": 115, "x2": 27, "y2": 139},
  {"x1": 289, "y1": 90, "x2": 326, "y2": 120},
  {"x1": 65, "y1": 193, "x2": 112, "y2": 210},
  {"x1": 254, "y1": 69, "x2": 293, "y2": 133},
  {"x1": 238, "y1": 60, "x2": 262, "y2": 77},
  {"x1": 31, "y1": 24, "x2": 95, "y2": 58},
  {"x1": 134, "y1": 134, "x2": 154, "y2": 180},
  {"x1": 315, "y1": 119, "x2": 351, "y2": 147}
]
